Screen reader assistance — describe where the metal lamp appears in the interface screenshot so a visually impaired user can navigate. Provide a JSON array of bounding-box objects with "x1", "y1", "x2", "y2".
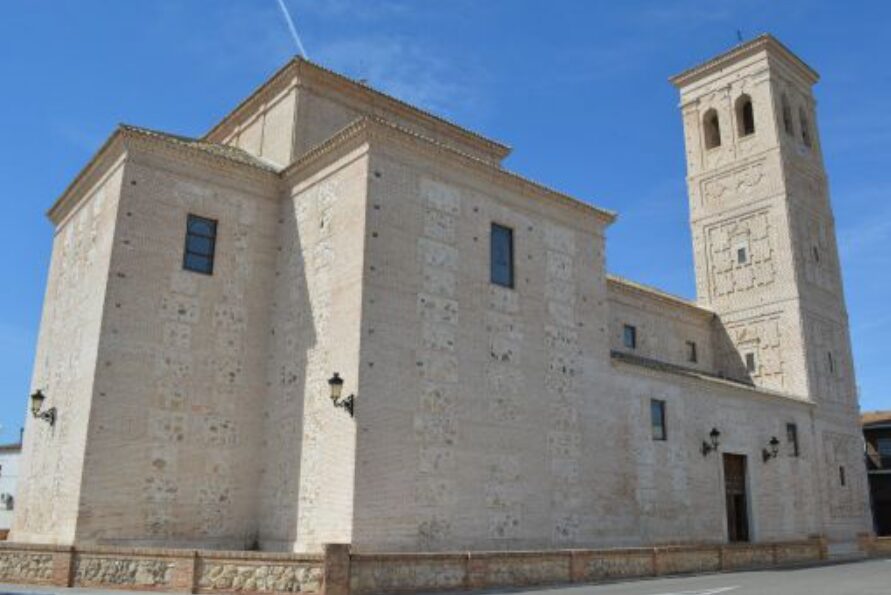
[
  {"x1": 328, "y1": 373, "x2": 354, "y2": 417},
  {"x1": 29, "y1": 390, "x2": 56, "y2": 426},
  {"x1": 701, "y1": 427, "x2": 721, "y2": 456},
  {"x1": 762, "y1": 436, "x2": 781, "y2": 462}
]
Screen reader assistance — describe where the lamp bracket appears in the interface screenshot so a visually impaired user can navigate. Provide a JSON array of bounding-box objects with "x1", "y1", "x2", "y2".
[
  {"x1": 33, "y1": 407, "x2": 57, "y2": 427},
  {"x1": 333, "y1": 394, "x2": 354, "y2": 417}
]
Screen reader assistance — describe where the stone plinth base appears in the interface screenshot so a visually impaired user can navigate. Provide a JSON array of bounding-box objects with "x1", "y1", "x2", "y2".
[{"x1": 0, "y1": 538, "x2": 830, "y2": 595}]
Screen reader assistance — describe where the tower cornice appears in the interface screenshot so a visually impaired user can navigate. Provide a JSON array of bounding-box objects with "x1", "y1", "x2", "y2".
[{"x1": 669, "y1": 34, "x2": 819, "y2": 89}]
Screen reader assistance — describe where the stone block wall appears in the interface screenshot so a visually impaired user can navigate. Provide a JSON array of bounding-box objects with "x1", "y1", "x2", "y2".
[
  {"x1": 348, "y1": 539, "x2": 823, "y2": 595},
  {"x1": 606, "y1": 277, "x2": 715, "y2": 373},
  {"x1": 0, "y1": 543, "x2": 323, "y2": 594},
  {"x1": 0, "y1": 538, "x2": 834, "y2": 595},
  {"x1": 14, "y1": 154, "x2": 126, "y2": 545},
  {"x1": 351, "y1": 139, "x2": 610, "y2": 552},
  {"x1": 259, "y1": 146, "x2": 368, "y2": 552}
]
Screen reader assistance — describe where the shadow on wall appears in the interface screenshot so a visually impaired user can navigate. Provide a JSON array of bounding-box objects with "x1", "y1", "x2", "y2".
[
  {"x1": 711, "y1": 318, "x2": 756, "y2": 386},
  {"x1": 257, "y1": 198, "x2": 318, "y2": 551}
]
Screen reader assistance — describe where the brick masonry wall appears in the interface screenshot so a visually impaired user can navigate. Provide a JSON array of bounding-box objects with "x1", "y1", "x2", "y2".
[
  {"x1": 348, "y1": 135, "x2": 833, "y2": 552},
  {"x1": 676, "y1": 41, "x2": 871, "y2": 544},
  {"x1": 14, "y1": 155, "x2": 126, "y2": 545},
  {"x1": 606, "y1": 278, "x2": 716, "y2": 373},
  {"x1": 352, "y1": 140, "x2": 611, "y2": 552},
  {"x1": 348, "y1": 540, "x2": 824, "y2": 595},
  {"x1": 259, "y1": 147, "x2": 368, "y2": 552},
  {"x1": 0, "y1": 538, "x2": 833, "y2": 595}
]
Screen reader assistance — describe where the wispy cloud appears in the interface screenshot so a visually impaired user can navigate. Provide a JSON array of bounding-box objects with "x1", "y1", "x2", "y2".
[
  {"x1": 312, "y1": 36, "x2": 487, "y2": 120},
  {"x1": 289, "y1": 0, "x2": 415, "y2": 21},
  {"x1": 152, "y1": 3, "x2": 293, "y2": 72}
]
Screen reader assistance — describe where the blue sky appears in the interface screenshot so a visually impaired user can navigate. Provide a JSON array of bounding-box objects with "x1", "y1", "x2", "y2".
[{"x1": 0, "y1": 1, "x2": 889, "y2": 443}]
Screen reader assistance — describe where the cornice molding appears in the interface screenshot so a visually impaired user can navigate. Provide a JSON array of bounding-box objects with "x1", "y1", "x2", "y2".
[
  {"x1": 670, "y1": 34, "x2": 819, "y2": 89},
  {"x1": 48, "y1": 126, "x2": 280, "y2": 226},
  {"x1": 607, "y1": 274, "x2": 714, "y2": 318},
  {"x1": 611, "y1": 351, "x2": 816, "y2": 407},
  {"x1": 202, "y1": 57, "x2": 511, "y2": 163},
  {"x1": 48, "y1": 131, "x2": 126, "y2": 225},
  {"x1": 283, "y1": 116, "x2": 616, "y2": 225}
]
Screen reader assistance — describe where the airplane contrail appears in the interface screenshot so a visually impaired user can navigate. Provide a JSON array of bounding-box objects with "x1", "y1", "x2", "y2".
[{"x1": 275, "y1": 0, "x2": 308, "y2": 59}]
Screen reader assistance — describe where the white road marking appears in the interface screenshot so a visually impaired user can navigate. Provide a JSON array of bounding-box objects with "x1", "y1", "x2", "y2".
[{"x1": 646, "y1": 587, "x2": 740, "y2": 595}]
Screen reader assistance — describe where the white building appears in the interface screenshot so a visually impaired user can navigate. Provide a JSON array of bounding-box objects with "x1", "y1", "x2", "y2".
[
  {"x1": 14, "y1": 35, "x2": 871, "y2": 557},
  {"x1": 0, "y1": 441, "x2": 22, "y2": 534}
]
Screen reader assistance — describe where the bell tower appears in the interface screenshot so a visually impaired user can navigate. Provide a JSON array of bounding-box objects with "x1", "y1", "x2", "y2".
[
  {"x1": 671, "y1": 35, "x2": 855, "y2": 411},
  {"x1": 672, "y1": 36, "x2": 871, "y2": 541}
]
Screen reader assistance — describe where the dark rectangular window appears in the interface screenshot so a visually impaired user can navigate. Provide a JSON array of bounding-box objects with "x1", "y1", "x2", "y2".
[
  {"x1": 839, "y1": 466, "x2": 846, "y2": 487},
  {"x1": 183, "y1": 214, "x2": 217, "y2": 275},
  {"x1": 827, "y1": 352, "x2": 835, "y2": 375},
  {"x1": 490, "y1": 223, "x2": 514, "y2": 288},
  {"x1": 623, "y1": 324, "x2": 637, "y2": 350},
  {"x1": 745, "y1": 352, "x2": 756, "y2": 373},
  {"x1": 686, "y1": 341, "x2": 698, "y2": 363},
  {"x1": 737, "y1": 247, "x2": 748, "y2": 264},
  {"x1": 786, "y1": 423, "x2": 799, "y2": 457},
  {"x1": 651, "y1": 399, "x2": 667, "y2": 441}
]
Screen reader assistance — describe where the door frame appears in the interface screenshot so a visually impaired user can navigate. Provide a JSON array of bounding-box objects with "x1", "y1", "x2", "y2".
[{"x1": 720, "y1": 452, "x2": 755, "y2": 543}]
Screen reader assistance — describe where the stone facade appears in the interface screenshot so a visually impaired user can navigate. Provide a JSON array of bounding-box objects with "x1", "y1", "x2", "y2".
[{"x1": 15, "y1": 35, "x2": 871, "y2": 556}]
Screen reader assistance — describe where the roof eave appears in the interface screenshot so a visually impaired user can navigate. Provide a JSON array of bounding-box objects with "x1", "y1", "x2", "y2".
[
  {"x1": 283, "y1": 116, "x2": 616, "y2": 225},
  {"x1": 669, "y1": 34, "x2": 819, "y2": 89},
  {"x1": 202, "y1": 57, "x2": 512, "y2": 163}
]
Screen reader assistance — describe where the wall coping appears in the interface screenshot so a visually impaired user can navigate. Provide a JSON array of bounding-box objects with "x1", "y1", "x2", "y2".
[{"x1": 0, "y1": 542, "x2": 322, "y2": 562}]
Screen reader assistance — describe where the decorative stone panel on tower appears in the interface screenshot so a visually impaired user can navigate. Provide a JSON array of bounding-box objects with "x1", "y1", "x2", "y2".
[{"x1": 672, "y1": 34, "x2": 869, "y2": 541}]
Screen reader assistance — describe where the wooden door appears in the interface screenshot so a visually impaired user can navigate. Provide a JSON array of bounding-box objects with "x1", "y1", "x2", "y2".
[{"x1": 723, "y1": 453, "x2": 750, "y2": 542}]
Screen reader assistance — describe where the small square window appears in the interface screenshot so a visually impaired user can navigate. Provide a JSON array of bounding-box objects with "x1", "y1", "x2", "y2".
[
  {"x1": 737, "y1": 247, "x2": 748, "y2": 264},
  {"x1": 183, "y1": 214, "x2": 217, "y2": 275},
  {"x1": 623, "y1": 324, "x2": 637, "y2": 350},
  {"x1": 686, "y1": 341, "x2": 698, "y2": 363},
  {"x1": 786, "y1": 423, "x2": 799, "y2": 457},
  {"x1": 651, "y1": 399, "x2": 667, "y2": 441},
  {"x1": 490, "y1": 223, "x2": 514, "y2": 288},
  {"x1": 745, "y1": 352, "x2": 756, "y2": 373}
]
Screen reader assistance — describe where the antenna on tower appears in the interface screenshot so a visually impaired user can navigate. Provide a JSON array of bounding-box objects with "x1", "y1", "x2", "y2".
[{"x1": 276, "y1": 0, "x2": 309, "y2": 59}]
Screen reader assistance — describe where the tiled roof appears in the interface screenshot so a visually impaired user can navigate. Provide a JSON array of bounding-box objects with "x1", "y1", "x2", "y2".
[
  {"x1": 120, "y1": 125, "x2": 281, "y2": 173},
  {"x1": 669, "y1": 34, "x2": 819, "y2": 88},
  {"x1": 202, "y1": 57, "x2": 511, "y2": 161},
  {"x1": 607, "y1": 274, "x2": 714, "y2": 316},
  {"x1": 612, "y1": 350, "x2": 752, "y2": 387},
  {"x1": 862, "y1": 411, "x2": 891, "y2": 426}
]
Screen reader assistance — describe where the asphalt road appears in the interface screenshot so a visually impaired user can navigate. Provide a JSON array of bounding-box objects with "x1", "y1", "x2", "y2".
[
  {"x1": 440, "y1": 559, "x2": 891, "y2": 595},
  {"x1": 0, "y1": 559, "x2": 889, "y2": 595}
]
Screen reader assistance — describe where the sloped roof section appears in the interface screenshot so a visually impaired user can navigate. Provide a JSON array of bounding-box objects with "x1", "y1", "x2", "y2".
[
  {"x1": 862, "y1": 411, "x2": 891, "y2": 427},
  {"x1": 670, "y1": 34, "x2": 819, "y2": 88},
  {"x1": 202, "y1": 57, "x2": 511, "y2": 163},
  {"x1": 120, "y1": 125, "x2": 281, "y2": 173}
]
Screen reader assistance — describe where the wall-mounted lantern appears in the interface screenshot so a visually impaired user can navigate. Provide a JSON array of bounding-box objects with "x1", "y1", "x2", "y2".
[
  {"x1": 762, "y1": 436, "x2": 781, "y2": 463},
  {"x1": 328, "y1": 373, "x2": 354, "y2": 417},
  {"x1": 29, "y1": 390, "x2": 56, "y2": 426},
  {"x1": 701, "y1": 427, "x2": 721, "y2": 456}
]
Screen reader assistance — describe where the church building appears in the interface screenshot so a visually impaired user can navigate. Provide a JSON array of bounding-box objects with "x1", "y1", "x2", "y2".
[{"x1": 15, "y1": 35, "x2": 871, "y2": 557}]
